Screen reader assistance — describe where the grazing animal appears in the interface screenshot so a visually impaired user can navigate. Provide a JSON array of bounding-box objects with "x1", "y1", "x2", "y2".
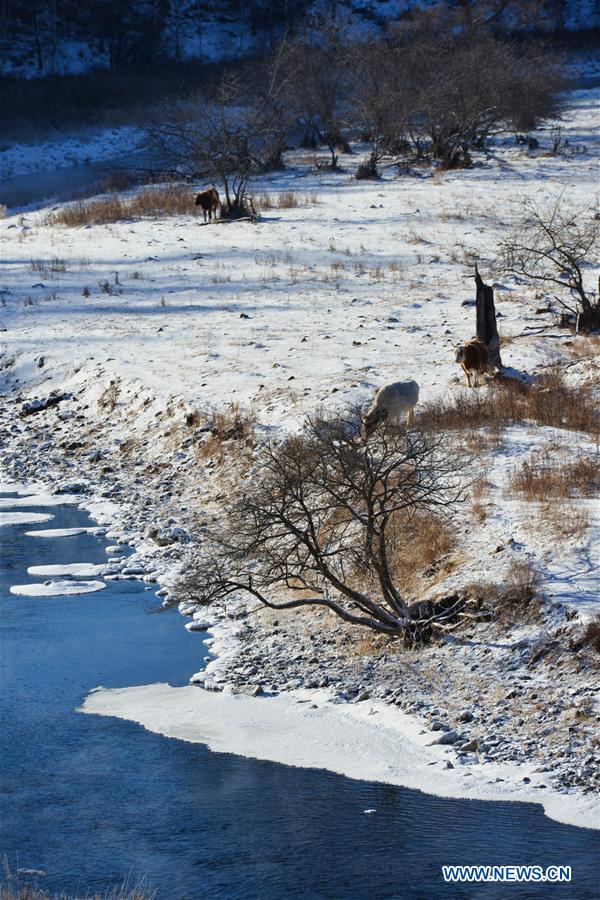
[
  {"x1": 363, "y1": 380, "x2": 420, "y2": 436},
  {"x1": 455, "y1": 339, "x2": 490, "y2": 387},
  {"x1": 195, "y1": 186, "x2": 220, "y2": 223}
]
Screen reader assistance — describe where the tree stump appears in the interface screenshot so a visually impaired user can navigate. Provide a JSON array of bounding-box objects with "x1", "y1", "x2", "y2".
[{"x1": 475, "y1": 265, "x2": 502, "y2": 368}]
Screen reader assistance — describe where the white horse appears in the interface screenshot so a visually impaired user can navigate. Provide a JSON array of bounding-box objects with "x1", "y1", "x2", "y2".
[{"x1": 363, "y1": 380, "x2": 420, "y2": 435}]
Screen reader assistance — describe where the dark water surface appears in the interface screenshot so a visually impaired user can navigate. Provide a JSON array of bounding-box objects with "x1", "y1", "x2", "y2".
[
  {"x1": 0, "y1": 152, "x2": 153, "y2": 210},
  {"x1": 1, "y1": 501, "x2": 598, "y2": 899}
]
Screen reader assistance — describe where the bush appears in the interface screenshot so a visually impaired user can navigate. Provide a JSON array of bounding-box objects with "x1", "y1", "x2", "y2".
[
  {"x1": 570, "y1": 614, "x2": 600, "y2": 655},
  {"x1": 496, "y1": 196, "x2": 600, "y2": 330},
  {"x1": 355, "y1": 154, "x2": 379, "y2": 180}
]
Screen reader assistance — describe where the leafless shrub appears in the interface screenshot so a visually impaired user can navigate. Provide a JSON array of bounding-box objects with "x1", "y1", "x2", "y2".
[
  {"x1": 570, "y1": 614, "x2": 600, "y2": 655},
  {"x1": 148, "y1": 72, "x2": 289, "y2": 219},
  {"x1": 355, "y1": 153, "x2": 380, "y2": 180},
  {"x1": 465, "y1": 559, "x2": 541, "y2": 626},
  {"x1": 30, "y1": 258, "x2": 66, "y2": 275},
  {"x1": 277, "y1": 27, "x2": 350, "y2": 170},
  {"x1": 496, "y1": 196, "x2": 600, "y2": 331},
  {"x1": 45, "y1": 185, "x2": 195, "y2": 227}
]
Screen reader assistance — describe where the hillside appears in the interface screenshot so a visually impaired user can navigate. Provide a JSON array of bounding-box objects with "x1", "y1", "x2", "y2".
[{"x1": 1, "y1": 81, "x2": 598, "y2": 827}]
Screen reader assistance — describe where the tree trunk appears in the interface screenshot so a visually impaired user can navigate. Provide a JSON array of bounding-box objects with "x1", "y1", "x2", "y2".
[{"x1": 475, "y1": 265, "x2": 502, "y2": 368}]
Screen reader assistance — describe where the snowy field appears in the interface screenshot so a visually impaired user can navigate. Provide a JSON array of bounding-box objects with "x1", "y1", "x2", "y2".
[{"x1": 1, "y1": 86, "x2": 599, "y2": 826}]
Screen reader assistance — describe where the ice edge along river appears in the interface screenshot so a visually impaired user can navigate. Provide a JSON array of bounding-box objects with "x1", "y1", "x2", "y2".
[{"x1": 79, "y1": 674, "x2": 599, "y2": 832}]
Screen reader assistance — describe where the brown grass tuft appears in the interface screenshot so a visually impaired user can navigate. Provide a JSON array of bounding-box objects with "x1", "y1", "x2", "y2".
[
  {"x1": 465, "y1": 558, "x2": 541, "y2": 625},
  {"x1": 418, "y1": 372, "x2": 599, "y2": 436},
  {"x1": 386, "y1": 510, "x2": 458, "y2": 597},
  {"x1": 45, "y1": 185, "x2": 196, "y2": 227},
  {"x1": 198, "y1": 403, "x2": 255, "y2": 459},
  {"x1": 508, "y1": 452, "x2": 598, "y2": 501},
  {"x1": 570, "y1": 614, "x2": 600, "y2": 654},
  {"x1": 254, "y1": 191, "x2": 320, "y2": 210}
]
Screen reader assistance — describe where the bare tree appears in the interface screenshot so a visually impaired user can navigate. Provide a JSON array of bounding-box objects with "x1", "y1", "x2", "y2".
[
  {"x1": 410, "y1": 34, "x2": 562, "y2": 168},
  {"x1": 277, "y1": 24, "x2": 351, "y2": 169},
  {"x1": 148, "y1": 75, "x2": 288, "y2": 218},
  {"x1": 349, "y1": 38, "x2": 414, "y2": 178},
  {"x1": 497, "y1": 196, "x2": 600, "y2": 330},
  {"x1": 179, "y1": 413, "x2": 469, "y2": 644}
]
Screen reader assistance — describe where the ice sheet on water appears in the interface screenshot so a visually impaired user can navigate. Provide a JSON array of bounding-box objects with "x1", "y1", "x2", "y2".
[
  {"x1": 27, "y1": 563, "x2": 108, "y2": 577},
  {"x1": 10, "y1": 580, "x2": 107, "y2": 596},
  {"x1": 0, "y1": 512, "x2": 54, "y2": 527},
  {"x1": 25, "y1": 527, "x2": 99, "y2": 538}
]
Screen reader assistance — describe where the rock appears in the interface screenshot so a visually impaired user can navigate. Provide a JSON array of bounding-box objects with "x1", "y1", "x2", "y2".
[
  {"x1": 430, "y1": 730, "x2": 459, "y2": 746},
  {"x1": 20, "y1": 391, "x2": 72, "y2": 417},
  {"x1": 458, "y1": 710, "x2": 474, "y2": 723},
  {"x1": 355, "y1": 690, "x2": 370, "y2": 702},
  {"x1": 460, "y1": 739, "x2": 479, "y2": 752},
  {"x1": 444, "y1": 761, "x2": 454, "y2": 769},
  {"x1": 431, "y1": 720, "x2": 446, "y2": 731},
  {"x1": 185, "y1": 621, "x2": 211, "y2": 632}
]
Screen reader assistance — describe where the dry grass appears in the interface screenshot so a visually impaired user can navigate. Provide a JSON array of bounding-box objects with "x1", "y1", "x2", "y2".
[
  {"x1": 98, "y1": 379, "x2": 120, "y2": 413},
  {"x1": 0, "y1": 887, "x2": 151, "y2": 900},
  {"x1": 570, "y1": 614, "x2": 600, "y2": 654},
  {"x1": 386, "y1": 510, "x2": 458, "y2": 597},
  {"x1": 470, "y1": 476, "x2": 491, "y2": 523},
  {"x1": 45, "y1": 185, "x2": 196, "y2": 227},
  {"x1": 418, "y1": 372, "x2": 599, "y2": 436},
  {"x1": 539, "y1": 502, "x2": 590, "y2": 542},
  {"x1": 254, "y1": 191, "x2": 319, "y2": 210},
  {"x1": 465, "y1": 558, "x2": 541, "y2": 625},
  {"x1": 30, "y1": 258, "x2": 66, "y2": 276},
  {"x1": 197, "y1": 403, "x2": 255, "y2": 459},
  {"x1": 508, "y1": 452, "x2": 598, "y2": 501}
]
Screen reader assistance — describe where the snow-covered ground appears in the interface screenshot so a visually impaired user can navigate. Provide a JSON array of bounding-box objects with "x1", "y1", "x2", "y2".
[
  {"x1": 0, "y1": 125, "x2": 146, "y2": 181},
  {"x1": 1, "y1": 87, "x2": 598, "y2": 827}
]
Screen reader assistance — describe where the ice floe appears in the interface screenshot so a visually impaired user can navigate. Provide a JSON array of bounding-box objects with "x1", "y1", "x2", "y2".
[{"x1": 10, "y1": 580, "x2": 106, "y2": 596}]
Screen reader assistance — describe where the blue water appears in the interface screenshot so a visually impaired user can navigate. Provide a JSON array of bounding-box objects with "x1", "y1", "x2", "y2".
[{"x1": 1, "y1": 502, "x2": 599, "y2": 899}]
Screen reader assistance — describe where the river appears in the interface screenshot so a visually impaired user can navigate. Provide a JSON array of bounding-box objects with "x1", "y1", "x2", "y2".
[{"x1": 0, "y1": 497, "x2": 599, "y2": 899}]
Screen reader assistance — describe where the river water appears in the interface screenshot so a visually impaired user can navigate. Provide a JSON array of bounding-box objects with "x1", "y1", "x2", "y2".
[{"x1": 1, "y1": 498, "x2": 599, "y2": 899}]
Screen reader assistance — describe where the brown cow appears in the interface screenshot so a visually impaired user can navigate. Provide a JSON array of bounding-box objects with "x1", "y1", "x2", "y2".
[
  {"x1": 195, "y1": 186, "x2": 220, "y2": 223},
  {"x1": 455, "y1": 339, "x2": 490, "y2": 387}
]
